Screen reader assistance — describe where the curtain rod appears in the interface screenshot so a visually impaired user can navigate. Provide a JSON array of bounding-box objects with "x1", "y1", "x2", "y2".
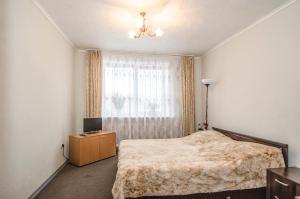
[{"x1": 77, "y1": 48, "x2": 200, "y2": 58}]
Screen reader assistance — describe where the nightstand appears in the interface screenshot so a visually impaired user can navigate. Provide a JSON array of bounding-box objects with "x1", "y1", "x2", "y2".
[{"x1": 267, "y1": 167, "x2": 300, "y2": 199}]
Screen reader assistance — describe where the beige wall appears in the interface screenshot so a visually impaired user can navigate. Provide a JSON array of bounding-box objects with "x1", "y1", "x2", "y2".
[
  {"x1": 0, "y1": 0, "x2": 75, "y2": 198},
  {"x1": 74, "y1": 50, "x2": 86, "y2": 131},
  {"x1": 202, "y1": 1, "x2": 300, "y2": 166},
  {"x1": 194, "y1": 57, "x2": 203, "y2": 130}
]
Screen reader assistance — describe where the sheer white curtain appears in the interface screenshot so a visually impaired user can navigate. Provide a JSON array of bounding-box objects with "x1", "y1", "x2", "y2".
[{"x1": 102, "y1": 52, "x2": 183, "y2": 142}]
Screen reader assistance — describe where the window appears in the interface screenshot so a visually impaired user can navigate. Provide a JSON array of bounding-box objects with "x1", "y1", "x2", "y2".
[{"x1": 102, "y1": 53, "x2": 181, "y2": 118}]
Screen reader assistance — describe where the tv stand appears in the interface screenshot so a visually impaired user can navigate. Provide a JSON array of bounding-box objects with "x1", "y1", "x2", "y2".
[{"x1": 69, "y1": 131, "x2": 116, "y2": 166}]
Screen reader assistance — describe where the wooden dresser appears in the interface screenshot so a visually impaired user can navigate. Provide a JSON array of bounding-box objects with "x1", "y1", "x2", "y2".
[
  {"x1": 267, "y1": 167, "x2": 300, "y2": 199},
  {"x1": 69, "y1": 131, "x2": 116, "y2": 166}
]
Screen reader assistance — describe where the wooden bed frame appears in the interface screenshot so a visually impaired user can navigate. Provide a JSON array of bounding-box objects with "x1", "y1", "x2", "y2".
[
  {"x1": 128, "y1": 127, "x2": 288, "y2": 199},
  {"x1": 213, "y1": 127, "x2": 288, "y2": 166}
]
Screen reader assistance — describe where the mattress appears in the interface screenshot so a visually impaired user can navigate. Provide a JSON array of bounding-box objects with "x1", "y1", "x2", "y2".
[{"x1": 112, "y1": 130, "x2": 285, "y2": 199}]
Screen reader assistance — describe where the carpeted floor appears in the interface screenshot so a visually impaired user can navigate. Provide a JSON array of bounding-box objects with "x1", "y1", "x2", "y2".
[{"x1": 36, "y1": 156, "x2": 118, "y2": 199}]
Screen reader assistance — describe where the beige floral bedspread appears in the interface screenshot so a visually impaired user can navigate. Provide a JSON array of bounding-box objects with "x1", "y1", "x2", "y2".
[{"x1": 112, "y1": 130, "x2": 285, "y2": 199}]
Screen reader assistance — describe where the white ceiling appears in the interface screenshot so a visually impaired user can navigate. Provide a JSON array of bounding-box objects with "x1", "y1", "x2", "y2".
[{"x1": 37, "y1": 0, "x2": 290, "y2": 55}]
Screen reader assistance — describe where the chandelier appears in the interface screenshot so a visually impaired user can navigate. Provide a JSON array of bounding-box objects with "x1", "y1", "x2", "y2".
[{"x1": 128, "y1": 12, "x2": 163, "y2": 39}]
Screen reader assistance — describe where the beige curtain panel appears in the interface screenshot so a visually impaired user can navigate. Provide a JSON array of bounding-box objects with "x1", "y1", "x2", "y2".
[
  {"x1": 181, "y1": 56, "x2": 195, "y2": 135},
  {"x1": 85, "y1": 50, "x2": 102, "y2": 118}
]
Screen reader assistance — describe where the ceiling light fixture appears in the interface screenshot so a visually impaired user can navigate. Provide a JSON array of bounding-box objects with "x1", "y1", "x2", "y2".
[{"x1": 128, "y1": 12, "x2": 163, "y2": 39}]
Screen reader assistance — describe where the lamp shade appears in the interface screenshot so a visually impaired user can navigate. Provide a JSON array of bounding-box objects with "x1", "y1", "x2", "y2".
[{"x1": 201, "y1": 79, "x2": 215, "y2": 85}]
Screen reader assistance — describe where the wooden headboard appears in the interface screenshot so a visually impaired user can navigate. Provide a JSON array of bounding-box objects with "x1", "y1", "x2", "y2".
[{"x1": 212, "y1": 127, "x2": 289, "y2": 167}]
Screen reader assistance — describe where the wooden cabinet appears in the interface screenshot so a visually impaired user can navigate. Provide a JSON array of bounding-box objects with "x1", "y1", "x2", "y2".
[
  {"x1": 267, "y1": 167, "x2": 300, "y2": 199},
  {"x1": 69, "y1": 131, "x2": 116, "y2": 166}
]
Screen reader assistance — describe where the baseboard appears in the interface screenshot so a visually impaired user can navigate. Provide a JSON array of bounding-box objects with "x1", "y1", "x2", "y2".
[{"x1": 28, "y1": 160, "x2": 68, "y2": 199}]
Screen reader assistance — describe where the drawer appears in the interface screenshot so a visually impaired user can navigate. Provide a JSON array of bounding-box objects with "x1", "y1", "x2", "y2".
[
  {"x1": 269, "y1": 173, "x2": 295, "y2": 199},
  {"x1": 205, "y1": 188, "x2": 266, "y2": 199},
  {"x1": 297, "y1": 185, "x2": 300, "y2": 195}
]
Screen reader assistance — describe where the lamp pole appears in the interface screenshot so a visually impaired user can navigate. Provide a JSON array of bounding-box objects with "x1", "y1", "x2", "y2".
[
  {"x1": 203, "y1": 84, "x2": 209, "y2": 130},
  {"x1": 201, "y1": 79, "x2": 214, "y2": 130}
]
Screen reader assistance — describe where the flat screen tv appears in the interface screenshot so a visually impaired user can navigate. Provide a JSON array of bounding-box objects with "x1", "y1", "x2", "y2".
[{"x1": 83, "y1": 118, "x2": 102, "y2": 133}]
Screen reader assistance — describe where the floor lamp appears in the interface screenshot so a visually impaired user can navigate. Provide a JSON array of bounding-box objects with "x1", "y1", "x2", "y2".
[{"x1": 201, "y1": 79, "x2": 215, "y2": 130}]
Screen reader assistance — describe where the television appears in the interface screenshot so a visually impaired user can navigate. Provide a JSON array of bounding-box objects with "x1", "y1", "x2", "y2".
[{"x1": 83, "y1": 118, "x2": 102, "y2": 133}]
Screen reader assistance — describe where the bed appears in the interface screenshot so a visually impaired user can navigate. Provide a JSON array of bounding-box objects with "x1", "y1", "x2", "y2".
[{"x1": 112, "y1": 127, "x2": 288, "y2": 199}]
